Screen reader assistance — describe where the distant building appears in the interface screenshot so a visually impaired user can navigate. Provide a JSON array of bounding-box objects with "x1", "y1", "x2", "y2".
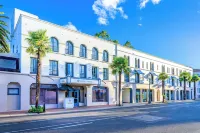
[{"x1": 0, "y1": 8, "x2": 194, "y2": 112}]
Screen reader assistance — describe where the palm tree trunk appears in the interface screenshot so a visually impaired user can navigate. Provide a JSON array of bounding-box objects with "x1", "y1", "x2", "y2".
[
  {"x1": 194, "y1": 81, "x2": 196, "y2": 100},
  {"x1": 184, "y1": 78, "x2": 186, "y2": 100},
  {"x1": 118, "y1": 72, "x2": 122, "y2": 106},
  {"x1": 162, "y1": 80, "x2": 165, "y2": 103},
  {"x1": 35, "y1": 52, "x2": 41, "y2": 108}
]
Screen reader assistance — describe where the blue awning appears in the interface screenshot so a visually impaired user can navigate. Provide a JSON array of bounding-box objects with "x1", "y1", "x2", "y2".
[
  {"x1": 148, "y1": 71, "x2": 157, "y2": 76},
  {"x1": 133, "y1": 70, "x2": 144, "y2": 75},
  {"x1": 171, "y1": 76, "x2": 178, "y2": 80}
]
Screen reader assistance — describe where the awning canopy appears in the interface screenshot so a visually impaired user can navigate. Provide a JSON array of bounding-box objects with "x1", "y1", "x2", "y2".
[
  {"x1": 171, "y1": 76, "x2": 178, "y2": 80},
  {"x1": 30, "y1": 83, "x2": 58, "y2": 90},
  {"x1": 133, "y1": 70, "x2": 144, "y2": 75},
  {"x1": 146, "y1": 71, "x2": 157, "y2": 77},
  {"x1": 59, "y1": 85, "x2": 79, "y2": 91}
]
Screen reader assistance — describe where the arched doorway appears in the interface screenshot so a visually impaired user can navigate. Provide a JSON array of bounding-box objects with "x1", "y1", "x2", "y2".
[
  {"x1": 7, "y1": 82, "x2": 21, "y2": 111},
  {"x1": 157, "y1": 89, "x2": 160, "y2": 102}
]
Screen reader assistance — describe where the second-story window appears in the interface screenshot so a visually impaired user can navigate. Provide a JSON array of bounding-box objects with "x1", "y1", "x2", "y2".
[
  {"x1": 150, "y1": 62, "x2": 154, "y2": 71},
  {"x1": 92, "y1": 66, "x2": 98, "y2": 79},
  {"x1": 30, "y1": 57, "x2": 37, "y2": 74},
  {"x1": 150, "y1": 74, "x2": 154, "y2": 84},
  {"x1": 66, "y1": 41, "x2": 73, "y2": 55},
  {"x1": 172, "y1": 68, "x2": 175, "y2": 75},
  {"x1": 162, "y1": 65, "x2": 165, "y2": 73},
  {"x1": 146, "y1": 62, "x2": 148, "y2": 69},
  {"x1": 135, "y1": 58, "x2": 138, "y2": 68},
  {"x1": 50, "y1": 37, "x2": 59, "y2": 52},
  {"x1": 92, "y1": 47, "x2": 98, "y2": 60},
  {"x1": 49, "y1": 60, "x2": 58, "y2": 76},
  {"x1": 103, "y1": 50, "x2": 109, "y2": 62},
  {"x1": 80, "y1": 65, "x2": 86, "y2": 78},
  {"x1": 80, "y1": 44, "x2": 87, "y2": 58},
  {"x1": 66, "y1": 63, "x2": 73, "y2": 77},
  {"x1": 124, "y1": 73, "x2": 130, "y2": 82},
  {"x1": 138, "y1": 59, "x2": 140, "y2": 68},
  {"x1": 103, "y1": 68, "x2": 109, "y2": 80},
  {"x1": 142, "y1": 61, "x2": 144, "y2": 68},
  {"x1": 135, "y1": 73, "x2": 140, "y2": 83},
  {"x1": 172, "y1": 78, "x2": 175, "y2": 86},
  {"x1": 176, "y1": 68, "x2": 178, "y2": 76}
]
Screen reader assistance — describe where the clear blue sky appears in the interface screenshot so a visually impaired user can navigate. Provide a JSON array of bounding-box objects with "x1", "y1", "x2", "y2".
[{"x1": 1, "y1": 0, "x2": 200, "y2": 68}]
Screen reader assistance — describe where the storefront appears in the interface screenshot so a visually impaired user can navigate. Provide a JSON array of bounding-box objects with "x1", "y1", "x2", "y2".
[{"x1": 135, "y1": 89, "x2": 153, "y2": 103}]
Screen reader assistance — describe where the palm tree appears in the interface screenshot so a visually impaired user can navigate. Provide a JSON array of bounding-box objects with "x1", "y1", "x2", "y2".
[
  {"x1": 124, "y1": 41, "x2": 134, "y2": 49},
  {"x1": 94, "y1": 30, "x2": 110, "y2": 40},
  {"x1": 26, "y1": 30, "x2": 51, "y2": 108},
  {"x1": 110, "y1": 57, "x2": 130, "y2": 106},
  {"x1": 158, "y1": 73, "x2": 169, "y2": 103},
  {"x1": 0, "y1": 5, "x2": 10, "y2": 53},
  {"x1": 191, "y1": 74, "x2": 200, "y2": 100},
  {"x1": 179, "y1": 72, "x2": 192, "y2": 100},
  {"x1": 112, "y1": 40, "x2": 119, "y2": 44}
]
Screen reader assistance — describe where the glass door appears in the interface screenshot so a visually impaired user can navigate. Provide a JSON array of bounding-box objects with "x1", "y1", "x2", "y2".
[
  {"x1": 136, "y1": 89, "x2": 140, "y2": 103},
  {"x1": 74, "y1": 90, "x2": 79, "y2": 107}
]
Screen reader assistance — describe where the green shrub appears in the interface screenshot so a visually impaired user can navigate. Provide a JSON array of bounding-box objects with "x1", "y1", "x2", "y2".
[{"x1": 28, "y1": 106, "x2": 44, "y2": 113}]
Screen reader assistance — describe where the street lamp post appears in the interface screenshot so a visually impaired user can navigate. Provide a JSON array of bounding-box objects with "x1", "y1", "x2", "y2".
[{"x1": 148, "y1": 75, "x2": 151, "y2": 104}]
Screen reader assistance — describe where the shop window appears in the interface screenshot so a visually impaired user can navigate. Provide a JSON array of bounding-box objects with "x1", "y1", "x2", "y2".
[
  {"x1": 30, "y1": 88, "x2": 57, "y2": 104},
  {"x1": 92, "y1": 86, "x2": 108, "y2": 102}
]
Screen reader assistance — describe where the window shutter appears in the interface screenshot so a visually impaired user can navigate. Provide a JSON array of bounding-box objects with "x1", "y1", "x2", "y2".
[{"x1": 130, "y1": 73, "x2": 136, "y2": 83}]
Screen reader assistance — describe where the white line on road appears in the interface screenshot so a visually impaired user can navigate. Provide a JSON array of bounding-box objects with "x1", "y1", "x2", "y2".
[{"x1": 51, "y1": 122, "x2": 93, "y2": 130}]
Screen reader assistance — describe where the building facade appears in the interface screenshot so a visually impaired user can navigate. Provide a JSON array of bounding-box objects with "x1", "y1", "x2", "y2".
[
  {"x1": 0, "y1": 9, "x2": 194, "y2": 112},
  {"x1": 193, "y1": 69, "x2": 200, "y2": 99}
]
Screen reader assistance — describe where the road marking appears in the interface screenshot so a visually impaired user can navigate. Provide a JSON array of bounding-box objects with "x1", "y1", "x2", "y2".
[
  {"x1": 124, "y1": 115, "x2": 165, "y2": 123},
  {"x1": 51, "y1": 122, "x2": 93, "y2": 130}
]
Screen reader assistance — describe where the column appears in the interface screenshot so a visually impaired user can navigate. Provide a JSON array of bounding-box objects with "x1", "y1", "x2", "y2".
[
  {"x1": 20, "y1": 83, "x2": 32, "y2": 110},
  {"x1": 132, "y1": 84, "x2": 136, "y2": 103},
  {"x1": 0, "y1": 83, "x2": 8, "y2": 112},
  {"x1": 86, "y1": 86, "x2": 93, "y2": 106}
]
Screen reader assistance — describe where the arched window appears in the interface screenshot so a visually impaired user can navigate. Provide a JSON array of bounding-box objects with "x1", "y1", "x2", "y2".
[
  {"x1": 50, "y1": 37, "x2": 59, "y2": 52},
  {"x1": 66, "y1": 41, "x2": 73, "y2": 55},
  {"x1": 80, "y1": 44, "x2": 87, "y2": 58},
  {"x1": 92, "y1": 47, "x2": 98, "y2": 60},
  {"x1": 103, "y1": 50, "x2": 109, "y2": 62}
]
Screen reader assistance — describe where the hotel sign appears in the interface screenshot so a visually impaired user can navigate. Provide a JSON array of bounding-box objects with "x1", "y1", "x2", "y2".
[{"x1": 60, "y1": 76, "x2": 101, "y2": 85}]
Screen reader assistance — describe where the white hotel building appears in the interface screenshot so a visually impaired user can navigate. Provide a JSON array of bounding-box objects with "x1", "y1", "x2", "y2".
[{"x1": 0, "y1": 9, "x2": 194, "y2": 112}]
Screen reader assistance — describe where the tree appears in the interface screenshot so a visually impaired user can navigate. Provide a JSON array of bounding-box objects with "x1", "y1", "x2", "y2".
[
  {"x1": 191, "y1": 74, "x2": 200, "y2": 100},
  {"x1": 94, "y1": 30, "x2": 110, "y2": 40},
  {"x1": 158, "y1": 73, "x2": 169, "y2": 103},
  {"x1": 0, "y1": 5, "x2": 10, "y2": 53},
  {"x1": 26, "y1": 30, "x2": 51, "y2": 108},
  {"x1": 124, "y1": 41, "x2": 134, "y2": 49},
  {"x1": 179, "y1": 72, "x2": 192, "y2": 100},
  {"x1": 112, "y1": 40, "x2": 119, "y2": 44},
  {"x1": 110, "y1": 57, "x2": 130, "y2": 106}
]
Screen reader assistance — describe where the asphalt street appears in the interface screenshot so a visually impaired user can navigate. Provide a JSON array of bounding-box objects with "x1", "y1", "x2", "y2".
[{"x1": 1, "y1": 102, "x2": 200, "y2": 133}]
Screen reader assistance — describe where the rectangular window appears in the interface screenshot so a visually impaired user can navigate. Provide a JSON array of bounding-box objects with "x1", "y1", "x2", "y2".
[
  {"x1": 49, "y1": 60, "x2": 58, "y2": 76},
  {"x1": 30, "y1": 57, "x2": 37, "y2": 74},
  {"x1": 189, "y1": 82, "x2": 191, "y2": 87},
  {"x1": 30, "y1": 88, "x2": 57, "y2": 104},
  {"x1": 150, "y1": 62, "x2": 154, "y2": 71},
  {"x1": 80, "y1": 65, "x2": 86, "y2": 78},
  {"x1": 92, "y1": 86, "x2": 107, "y2": 102},
  {"x1": 8, "y1": 88, "x2": 19, "y2": 95},
  {"x1": 162, "y1": 65, "x2": 165, "y2": 73},
  {"x1": 157, "y1": 65, "x2": 159, "y2": 71},
  {"x1": 127, "y1": 56, "x2": 130, "y2": 66},
  {"x1": 92, "y1": 66, "x2": 98, "y2": 79},
  {"x1": 172, "y1": 68, "x2": 175, "y2": 75},
  {"x1": 176, "y1": 68, "x2": 178, "y2": 76},
  {"x1": 146, "y1": 62, "x2": 148, "y2": 69},
  {"x1": 142, "y1": 61, "x2": 144, "y2": 68},
  {"x1": 103, "y1": 68, "x2": 109, "y2": 80},
  {"x1": 135, "y1": 58, "x2": 138, "y2": 68},
  {"x1": 66, "y1": 63, "x2": 73, "y2": 77},
  {"x1": 124, "y1": 73, "x2": 130, "y2": 82},
  {"x1": 198, "y1": 88, "x2": 200, "y2": 93}
]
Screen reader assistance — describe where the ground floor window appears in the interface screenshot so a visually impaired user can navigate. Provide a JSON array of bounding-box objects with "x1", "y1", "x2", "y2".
[
  {"x1": 142, "y1": 89, "x2": 147, "y2": 102},
  {"x1": 92, "y1": 86, "x2": 108, "y2": 102},
  {"x1": 30, "y1": 88, "x2": 57, "y2": 105}
]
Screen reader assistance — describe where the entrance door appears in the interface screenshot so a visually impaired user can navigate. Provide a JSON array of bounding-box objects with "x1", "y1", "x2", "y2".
[
  {"x1": 149, "y1": 90, "x2": 153, "y2": 102},
  {"x1": 74, "y1": 90, "x2": 79, "y2": 107},
  {"x1": 176, "y1": 90, "x2": 179, "y2": 100},
  {"x1": 7, "y1": 88, "x2": 20, "y2": 110},
  {"x1": 136, "y1": 89, "x2": 140, "y2": 103},
  {"x1": 68, "y1": 90, "x2": 79, "y2": 107}
]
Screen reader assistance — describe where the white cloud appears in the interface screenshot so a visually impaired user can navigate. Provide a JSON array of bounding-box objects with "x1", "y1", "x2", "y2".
[
  {"x1": 139, "y1": 0, "x2": 161, "y2": 9},
  {"x1": 140, "y1": 0, "x2": 149, "y2": 9},
  {"x1": 138, "y1": 23, "x2": 142, "y2": 26},
  {"x1": 92, "y1": 0, "x2": 128, "y2": 25},
  {"x1": 64, "y1": 22, "x2": 78, "y2": 31},
  {"x1": 198, "y1": 11, "x2": 200, "y2": 14},
  {"x1": 151, "y1": 0, "x2": 161, "y2": 4}
]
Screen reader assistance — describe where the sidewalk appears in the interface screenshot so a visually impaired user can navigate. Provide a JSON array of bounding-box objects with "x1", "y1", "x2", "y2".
[{"x1": 0, "y1": 100, "x2": 196, "y2": 118}]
